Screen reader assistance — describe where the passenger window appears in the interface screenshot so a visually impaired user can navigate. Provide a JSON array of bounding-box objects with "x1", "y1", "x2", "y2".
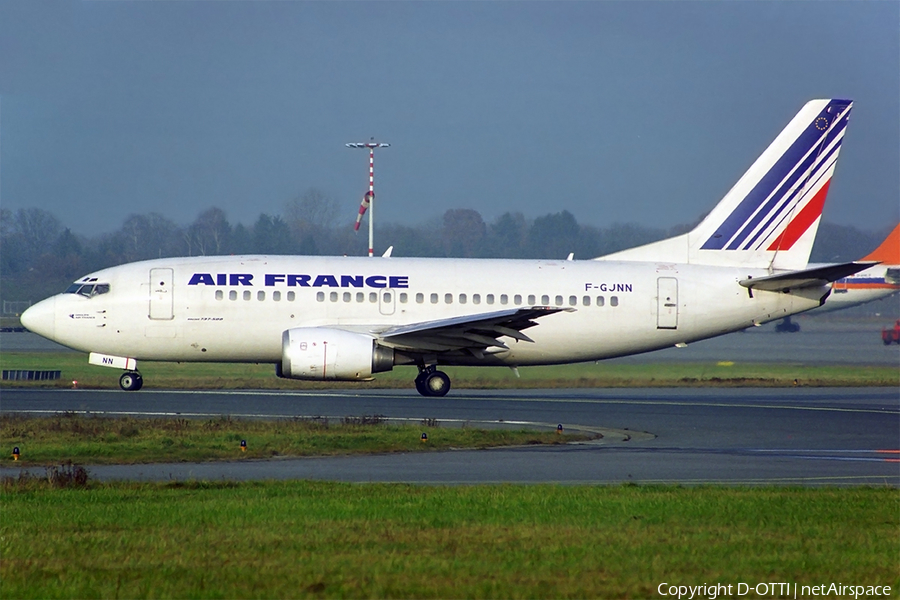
[
  {"x1": 258, "y1": 291, "x2": 265, "y2": 301},
  {"x1": 487, "y1": 294, "x2": 494, "y2": 305},
  {"x1": 568, "y1": 295, "x2": 577, "y2": 306},
  {"x1": 430, "y1": 293, "x2": 438, "y2": 304},
  {"x1": 416, "y1": 293, "x2": 424, "y2": 304},
  {"x1": 330, "y1": 292, "x2": 339, "y2": 302},
  {"x1": 215, "y1": 290, "x2": 224, "y2": 301},
  {"x1": 500, "y1": 294, "x2": 508, "y2": 305},
  {"x1": 541, "y1": 295, "x2": 550, "y2": 305},
  {"x1": 383, "y1": 292, "x2": 392, "y2": 303},
  {"x1": 243, "y1": 290, "x2": 251, "y2": 301},
  {"x1": 357, "y1": 292, "x2": 365, "y2": 302},
  {"x1": 514, "y1": 294, "x2": 522, "y2": 305},
  {"x1": 582, "y1": 296, "x2": 591, "y2": 306},
  {"x1": 596, "y1": 296, "x2": 604, "y2": 306},
  {"x1": 445, "y1": 293, "x2": 453, "y2": 304},
  {"x1": 287, "y1": 291, "x2": 296, "y2": 302},
  {"x1": 229, "y1": 290, "x2": 237, "y2": 301},
  {"x1": 316, "y1": 292, "x2": 325, "y2": 302},
  {"x1": 528, "y1": 294, "x2": 536, "y2": 305},
  {"x1": 343, "y1": 292, "x2": 351, "y2": 302},
  {"x1": 459, "y1": 294, "x2": 467, "y2": 304},
  {"x1": 611, "y1": 296, "x2": 619, "y2": 307},
  {"x1": 555, "y1": 295, "x2": 563, "y2": 306},
  {"x1": 400, "y1": 293, "x2": 408, "y2": 303},
  {"x1": 273, "y1": 291, "x2": 281, "y2": 302},
  {"x1": 473, "y1": 294, "x2": 481, "y2": 305},
  {"x1": 369, "y1": 292, "x2": 377, "y2": 303}
]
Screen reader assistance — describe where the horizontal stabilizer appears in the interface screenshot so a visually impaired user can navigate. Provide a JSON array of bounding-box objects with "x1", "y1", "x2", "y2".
[{"x1": 739, "y1": 262, "x2": 877, "y2": 292}]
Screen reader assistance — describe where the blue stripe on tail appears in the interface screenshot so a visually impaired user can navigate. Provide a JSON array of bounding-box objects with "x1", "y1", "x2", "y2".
[{"x1": 701, "y1": 100, "x2": 850, "y2": 250}]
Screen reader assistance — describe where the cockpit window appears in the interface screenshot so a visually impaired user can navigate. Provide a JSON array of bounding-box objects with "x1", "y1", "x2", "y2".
[{"x1": 64, "y1": 283, "x2": 110, "y2": 297}]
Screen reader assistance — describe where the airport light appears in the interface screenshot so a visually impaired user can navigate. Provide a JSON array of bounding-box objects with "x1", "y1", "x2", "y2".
[{"x1": 346, "y1": 141, "x2": 390, "y2": 257}]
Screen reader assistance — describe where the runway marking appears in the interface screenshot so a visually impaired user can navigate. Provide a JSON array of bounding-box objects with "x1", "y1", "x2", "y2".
[
  {"x1": 5, "y1": 387, "x2": 895, "y2": 415},
  {"x1": 594, "y1": 446, "x2": 900, "y2": 463},
  {"x1": 0, "y1": 467, "x2": 894, "y2": 487}
]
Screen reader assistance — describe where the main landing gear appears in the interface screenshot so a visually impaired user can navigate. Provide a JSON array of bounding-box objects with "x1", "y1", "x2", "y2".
[
  {"x1": 119, "y1": 371, "x2": 143, "y2": 391},
  {"x1": 415, "y1": 365, "x2": 451, "y2": 397}
]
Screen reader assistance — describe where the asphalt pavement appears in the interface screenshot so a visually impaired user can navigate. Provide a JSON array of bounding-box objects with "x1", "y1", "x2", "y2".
[{"x1": 2, "y1": 387, "x2": 896, "y2": 485}]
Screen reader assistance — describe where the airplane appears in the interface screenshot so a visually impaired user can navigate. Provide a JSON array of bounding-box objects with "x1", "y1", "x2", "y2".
[
  {"x1": 817, "y1": 223, "x2": 900, "y2": 312},
  {"x1": 765, "y1": 223, "x2": 900, "y2": 331},
  {"x1": 21, "y1": 98, "x2": 870, "y2": 396}
]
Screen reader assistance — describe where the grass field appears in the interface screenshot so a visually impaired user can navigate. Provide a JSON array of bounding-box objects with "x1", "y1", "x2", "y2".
[
  {"x1": 1, "y1": 480, "x2": 896, "y2": 599},
  {"x1": 2, "y1": 348, "x2": 897, "y2": 598},
  {"x1": 0, "y1": 414, "x2": 592, "y2": 466},
  {"x1": 2, "y1": 351, "x2": 897, "y2": 390}
]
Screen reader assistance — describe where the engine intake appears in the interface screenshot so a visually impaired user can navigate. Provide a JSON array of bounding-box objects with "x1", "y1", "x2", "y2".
[{"x1": 278, "y1": 327, "x2": 394, "y2": 381}]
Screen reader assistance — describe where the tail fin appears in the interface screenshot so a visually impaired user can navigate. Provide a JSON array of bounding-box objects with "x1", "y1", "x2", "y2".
[
  {"x1": 596, "y1": 99, "x2": 853, "y2": 270},
  {"x1": 862, "y1": 223, "x2": 900, "y2": 263}
]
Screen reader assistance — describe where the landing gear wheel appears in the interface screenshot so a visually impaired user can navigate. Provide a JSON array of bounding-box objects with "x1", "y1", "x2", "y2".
[
  {"x1": 119, "y1": 371, "x2": 143, "y2": 391},
  {"x1": 414, "y1": 366, "x2": 451, "y2": 396},
  {"x1": 421, "y1": 370, "x2": 451, "y2": 397}
]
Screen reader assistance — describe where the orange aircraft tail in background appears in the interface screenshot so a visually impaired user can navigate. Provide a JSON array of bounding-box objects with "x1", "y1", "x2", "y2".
[{"x1": 863, "y1": 223, "x2": 900, "y2": 263}]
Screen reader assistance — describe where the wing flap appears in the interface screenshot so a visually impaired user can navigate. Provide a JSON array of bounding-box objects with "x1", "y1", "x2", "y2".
[{"x1": 379, "y1": 306, "x2": 572, "y2": 354}]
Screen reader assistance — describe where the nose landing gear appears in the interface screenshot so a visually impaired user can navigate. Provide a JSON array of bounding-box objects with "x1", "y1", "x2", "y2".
[
  {"x1": 119, "y1": 371, "x2": 143, "y2": 391},
  {"x1": 415, "y1": 366, "x2": 451, "y2": 397}
]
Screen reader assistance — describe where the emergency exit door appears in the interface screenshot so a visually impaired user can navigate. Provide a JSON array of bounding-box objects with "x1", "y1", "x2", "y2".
[
  {"x1": 149, "y1": 268, "x2": 174, "y2": 320},
  {"x1": 657, "y1": 277, "x2": 678, "y2": 329}
]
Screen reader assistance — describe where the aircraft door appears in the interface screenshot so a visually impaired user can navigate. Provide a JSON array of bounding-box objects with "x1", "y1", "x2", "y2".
[
  {"x1": 378, "y1": 288, "x2": 396, "y2": 316},
  {"x1": 656, "y1": 277, "x2": 678, "y2": 329},
  {"x1": 149, "y1": 268, "x2": 174, "y2": 320}
]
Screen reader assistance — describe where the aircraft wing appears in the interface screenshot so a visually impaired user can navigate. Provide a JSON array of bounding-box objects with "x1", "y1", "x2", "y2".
[
  {"x1": 739, "y1": 262, "x2": 877, "y2": 292},
  {"x1": 376, "y1": 306, "x2": 573, "y2": 355}
]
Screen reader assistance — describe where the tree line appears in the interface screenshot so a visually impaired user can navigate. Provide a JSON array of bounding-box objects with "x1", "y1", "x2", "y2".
[{"x1": 0, "y1": 187, "x2": 892, "y2": 306}]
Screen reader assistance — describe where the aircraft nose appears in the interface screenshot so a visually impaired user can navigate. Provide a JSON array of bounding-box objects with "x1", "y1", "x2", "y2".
[{"x1": 20, "y1": 297, "x2": 57, "y2": 340}]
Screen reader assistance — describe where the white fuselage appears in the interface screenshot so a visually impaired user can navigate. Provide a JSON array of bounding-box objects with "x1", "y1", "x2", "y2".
[
  {"x1": 818, "y1": 263, "x2": 900, "y2": 312},
  {"x1": 26, "y1": 254, "x2": 828, "y2": 367}
]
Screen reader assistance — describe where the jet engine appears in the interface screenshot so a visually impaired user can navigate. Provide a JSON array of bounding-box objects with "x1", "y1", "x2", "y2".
[{"x1": 278, "y1": 327, "x2": 394, "y2": 381}]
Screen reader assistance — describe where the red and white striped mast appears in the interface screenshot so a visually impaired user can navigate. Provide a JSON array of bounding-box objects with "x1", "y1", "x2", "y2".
[{"x1": 346, "y1": 140, "x2": 390, "y2": 257}]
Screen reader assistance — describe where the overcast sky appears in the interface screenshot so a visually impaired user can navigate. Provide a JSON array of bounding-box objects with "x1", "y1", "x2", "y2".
[{"x1": 1, "y1": 1, "x2": 898, "y2": 237}]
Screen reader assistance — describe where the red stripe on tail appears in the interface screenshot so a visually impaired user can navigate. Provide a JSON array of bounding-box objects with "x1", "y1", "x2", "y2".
[{"x1": 767, "y1": 180, "x2": 830, "y2": 252}]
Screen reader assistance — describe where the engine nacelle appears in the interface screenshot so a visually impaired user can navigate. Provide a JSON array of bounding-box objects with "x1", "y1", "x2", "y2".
[{"x1": 278, "y1": 327, "x2": 394, "y2": 381}]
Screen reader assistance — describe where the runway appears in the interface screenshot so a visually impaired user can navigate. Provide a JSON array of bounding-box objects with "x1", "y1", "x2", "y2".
[{"x1": 2, "y1": 387, "x2": 897, "y2": 485}]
